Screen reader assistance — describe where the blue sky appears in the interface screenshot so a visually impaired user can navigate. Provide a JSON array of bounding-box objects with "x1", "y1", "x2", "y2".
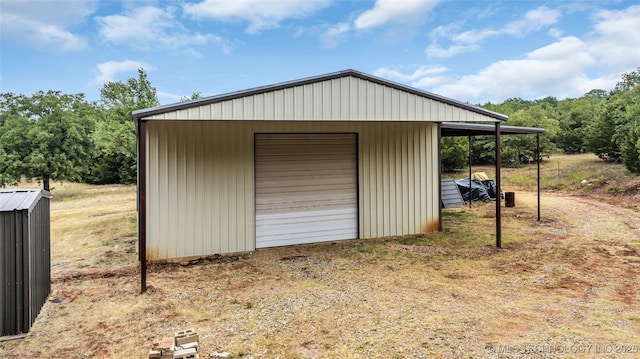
[{"x1": 1, "y1": 0, "x2": 639, "y2": 106}]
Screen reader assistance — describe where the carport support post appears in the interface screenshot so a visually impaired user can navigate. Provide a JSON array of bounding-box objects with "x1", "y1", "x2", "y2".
[
  {"x1": 468, "y1": 135, "x2": 472, "y2": 208},
  {"x1": 138, "y1": 120, "x2": 147, "y2": 293},
  {"x1": 537, "y1": 133, "x2": 541, "y2": 221},
  {"x1": 495, "y1": 122, "x2": 502, "y2": 248},
  {"x1": 438, "y1": 123, "x2": 443, "y2": 232}
]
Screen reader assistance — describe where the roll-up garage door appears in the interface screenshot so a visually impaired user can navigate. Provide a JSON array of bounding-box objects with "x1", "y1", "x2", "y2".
[{"x1": 255, "y1": 133, "x2": 358, "y2": 248}]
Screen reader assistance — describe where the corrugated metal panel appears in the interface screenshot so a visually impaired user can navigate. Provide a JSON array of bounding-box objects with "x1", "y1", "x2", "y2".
[
  {"x1": 0, "y1": 190, "x2": 41, "y2": 212},
  {"x1": 1, "y1": 210, "x2": 19, "y2": 336},
  {"x1": 145, "y1": 121, "x2": 440, "y2": 260},
  {"x1": 144, "y1": 76, "x2": 499, "y2": 123},
  {"x1": 255, "y1": 134, "x2": 358, "y2": 248},
  {"x1": 441, "y1": 180, "x2": 465, "y2": 208},
  {"x1": 359, "y1": 122, "x2": 440, "y2": 237},
  {"x1": 27, "y1": 196, "x2": 50, "y2": 332},
  {"x1": 146, "y1": 121, "x2": 255, "y2": 260}
]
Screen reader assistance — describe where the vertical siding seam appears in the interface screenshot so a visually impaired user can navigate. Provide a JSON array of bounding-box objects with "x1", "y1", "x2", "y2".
[
  {"x1": 382, "y1": 123, "x2": 390, "y2": 236},
  {"x1": 394, "y1": 125, "x2": 402, "y2": 234},
  {"x1": 420, "y1": 125, "x2": 428, "y2": 231}
]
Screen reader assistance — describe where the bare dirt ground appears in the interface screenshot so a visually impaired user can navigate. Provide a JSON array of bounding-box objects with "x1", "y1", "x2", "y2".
[{"x1": 1, "y1": 187, "x2": 639, "y2": 358}]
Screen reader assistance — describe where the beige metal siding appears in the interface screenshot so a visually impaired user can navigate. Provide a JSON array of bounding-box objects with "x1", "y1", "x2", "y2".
[
  {"x1": 145, "y1": 76, "x2": 498, "y2": 123},
  {"x1": 146, "y1": 121, "x2": 255, "y2": 260},
  {"x1": 255, "y1": 134, "x2": 358, "y2": 248},
  {"x1": 145, "y1": 121, "x2": 439, "y2": 260},
  {"x1": 358, "y1": 122, "x2": 440, "y2": 237}
]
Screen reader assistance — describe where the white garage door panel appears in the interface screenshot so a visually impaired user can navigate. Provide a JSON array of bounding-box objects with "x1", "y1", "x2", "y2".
[
  {"x1": 256, "y1": 211, "x2": 358, "y2": 247},
  {"x1": 255, "y1": 133, "x2": 358, "y2": 248}
]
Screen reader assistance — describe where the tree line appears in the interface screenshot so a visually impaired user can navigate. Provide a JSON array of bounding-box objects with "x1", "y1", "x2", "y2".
[
  {"x1": 441, "y1": 68, "x2": 640, "y2": 173},
  {"x1": 1, "y1": 68, "x2": 639, "y2": 190},
  {"x1": 0, "y1": 69, "x2": 158, "y2": 190}
]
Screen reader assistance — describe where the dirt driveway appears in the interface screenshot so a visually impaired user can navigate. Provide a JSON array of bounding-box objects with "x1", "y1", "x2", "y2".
[{"x1": 1, "y1": 191, "x2": 639, "y2": 359}]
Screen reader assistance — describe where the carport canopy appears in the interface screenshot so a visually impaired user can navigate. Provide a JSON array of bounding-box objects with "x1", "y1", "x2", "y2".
[{"x1": 440, "y1": 121, "x2": 545, "y2": 224}]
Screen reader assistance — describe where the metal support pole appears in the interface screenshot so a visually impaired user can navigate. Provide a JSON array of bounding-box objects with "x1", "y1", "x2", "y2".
[
  {"x1": 469, "y1": 135, "x2": 472, "y2": 208},
  {"x1": 438, "y1": 123, "x2": 443, "y2": 232},
  {"x1": 495, "y1": 122, "x2": 502, "y2": 248},
  {"x1": 138, "y1": 120, "x2": 147, "y2": 293},
  {"x1": 537, "y1": 133, "x2": 541, "y2": 222}
]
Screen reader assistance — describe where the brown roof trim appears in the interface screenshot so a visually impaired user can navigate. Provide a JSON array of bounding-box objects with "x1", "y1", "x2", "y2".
[
  {"x1": 441, "y1": 122, "x2": 545, "y2": 136},
  {"x1": 132, "y1": 69, "x2": 508, "y2": 121}
]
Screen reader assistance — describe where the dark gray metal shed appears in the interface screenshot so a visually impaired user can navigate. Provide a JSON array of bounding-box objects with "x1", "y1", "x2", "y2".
[{"x1": 1, "y1": 189, "x2": 51, "y2": 336}]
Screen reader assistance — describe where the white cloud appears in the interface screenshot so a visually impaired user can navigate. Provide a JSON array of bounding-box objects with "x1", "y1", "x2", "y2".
[
  {"x1": 354, "y1": 0, "x2": 439, "y2": 30},
  {"x1": 453, "y1": 28, "x2": 499, "y2": 44},
  {"x1": 183, "y1": 0, "x2": 331, "y2": 34},
  {"x1": 374, "y1": 65, "x2": 447, "y2": 81},
  {"x1": 588, "y1": 5, "x2": 640, "y2": 72},
  {"x1": 426, "y1": 43, "x2": 478, "y2": 58},
  {"x1": 377, "y1": 21, "x2": 634, "y2": 105},
  {"x1": 429, "y1": 6, "x2": 562, "y2": 58},
  {"x1": 320, "y1": 23, "x2": 351, "y2": 48},
  {"x1": 428, "y1": 35, "x2": 608, "y2": 102},
  {"x1": 548, "y1": 28, "x2": 563, "y2": 38},
  {"x1": 454, "y1": 6, "x2": 561, "y2": 44},
  {"x1": 411, "y1": 75, "x2": 449, "y2": 88},
  {"x1": 433, "y1": 41, "x2": 597, "y2": 102},
  {"x1": 318, "y1": 0, "x2": 438, "y2": 48},
  {"x1": 0, "y1": 0, "x2": 94, "y2": 51},
  {"x1": 95, "y1": 60, "x2": 149, "y2": 84},
  {"x1": 502, "y1": 6, "x2": 562, "y2": 37},
  {"x1": 374, "y1": 66, "x2": 450, "y2": 90},
  {"x1": 412, "y1": 5, "x2": 639, "y2": 103},
  {"x1": 96, "y1": 5, "x2": 230, "y2": 53}
]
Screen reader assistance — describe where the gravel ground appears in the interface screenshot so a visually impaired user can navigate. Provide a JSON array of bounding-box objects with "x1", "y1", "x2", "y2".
[{"x1": 1, "y1": 191, "x2": 639, "y2": 358}]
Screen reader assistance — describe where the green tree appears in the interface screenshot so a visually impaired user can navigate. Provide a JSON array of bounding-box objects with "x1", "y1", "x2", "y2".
[
  {"x1": 86, "y1": 68, "x2": 159, "y2": 184},
  {"x1": 180, "y1": 92, "x2": 202, "y2": 102},
  {"x1": 441, "y1": 137, "x2": 468, "y2": 172},
  {"x1": 586, "y1": 70, "x2": 640, "y2": 163},
  {"x1": 482, "y1": 97, "x2": 535, "y2": 115},
  {"x1": 0, "y1": 91, "x2": 95, "y2": 190},
  {"x1": 619, "y1": 73, "x2": 640, "y2": 172},
  {"x1": 554, "y1": 93, "x2": 604, "y2": 154},
  {"x1": 1, "y1": 94, "x2": 30, "y2": 186},
  {"x1": 501, "y1": 107, "x2": 558, "y2": 167},
  {"x1": 476, "y1": 100, "x2": 558, "y2": 167}
]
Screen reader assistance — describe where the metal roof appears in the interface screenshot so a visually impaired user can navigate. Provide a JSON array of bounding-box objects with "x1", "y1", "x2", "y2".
[
  {"x1": 0, "y1": 189, "x2": 50, "y2": 212},
  {"x1": 132, "y1": 69, "x2": 508, "y2": 122},
  {"x1": 441, "y1": 122, "x2": 545, "y2": 137}
]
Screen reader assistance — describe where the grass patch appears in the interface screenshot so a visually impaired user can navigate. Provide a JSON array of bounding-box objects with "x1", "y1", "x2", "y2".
[
  {"x1": 396, "y1": 234, "x2": 433, "y2": 246},
  {"x1": 354, "y1": 242, "x2": 392, "y2": 261},
  {"x1": 49, "y1": 184, "x2": 137, "y2": 270}
]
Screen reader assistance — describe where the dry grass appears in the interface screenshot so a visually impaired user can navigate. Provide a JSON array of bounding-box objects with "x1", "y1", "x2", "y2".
[
  {"x1": 49, "y1": 184, "x2": 137, "y2": 272},
  {"x1": 1, "y1": 159, "x2": 639, "y2": 358}
]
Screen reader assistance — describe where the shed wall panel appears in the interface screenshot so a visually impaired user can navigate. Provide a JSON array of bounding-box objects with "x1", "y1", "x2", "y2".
[
  {"x1": 145, "y1": 120, "x2": 439, "y2": 260},
  {"x1": 0, "y1": 191, "x2": 49, "y2": 336}
]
